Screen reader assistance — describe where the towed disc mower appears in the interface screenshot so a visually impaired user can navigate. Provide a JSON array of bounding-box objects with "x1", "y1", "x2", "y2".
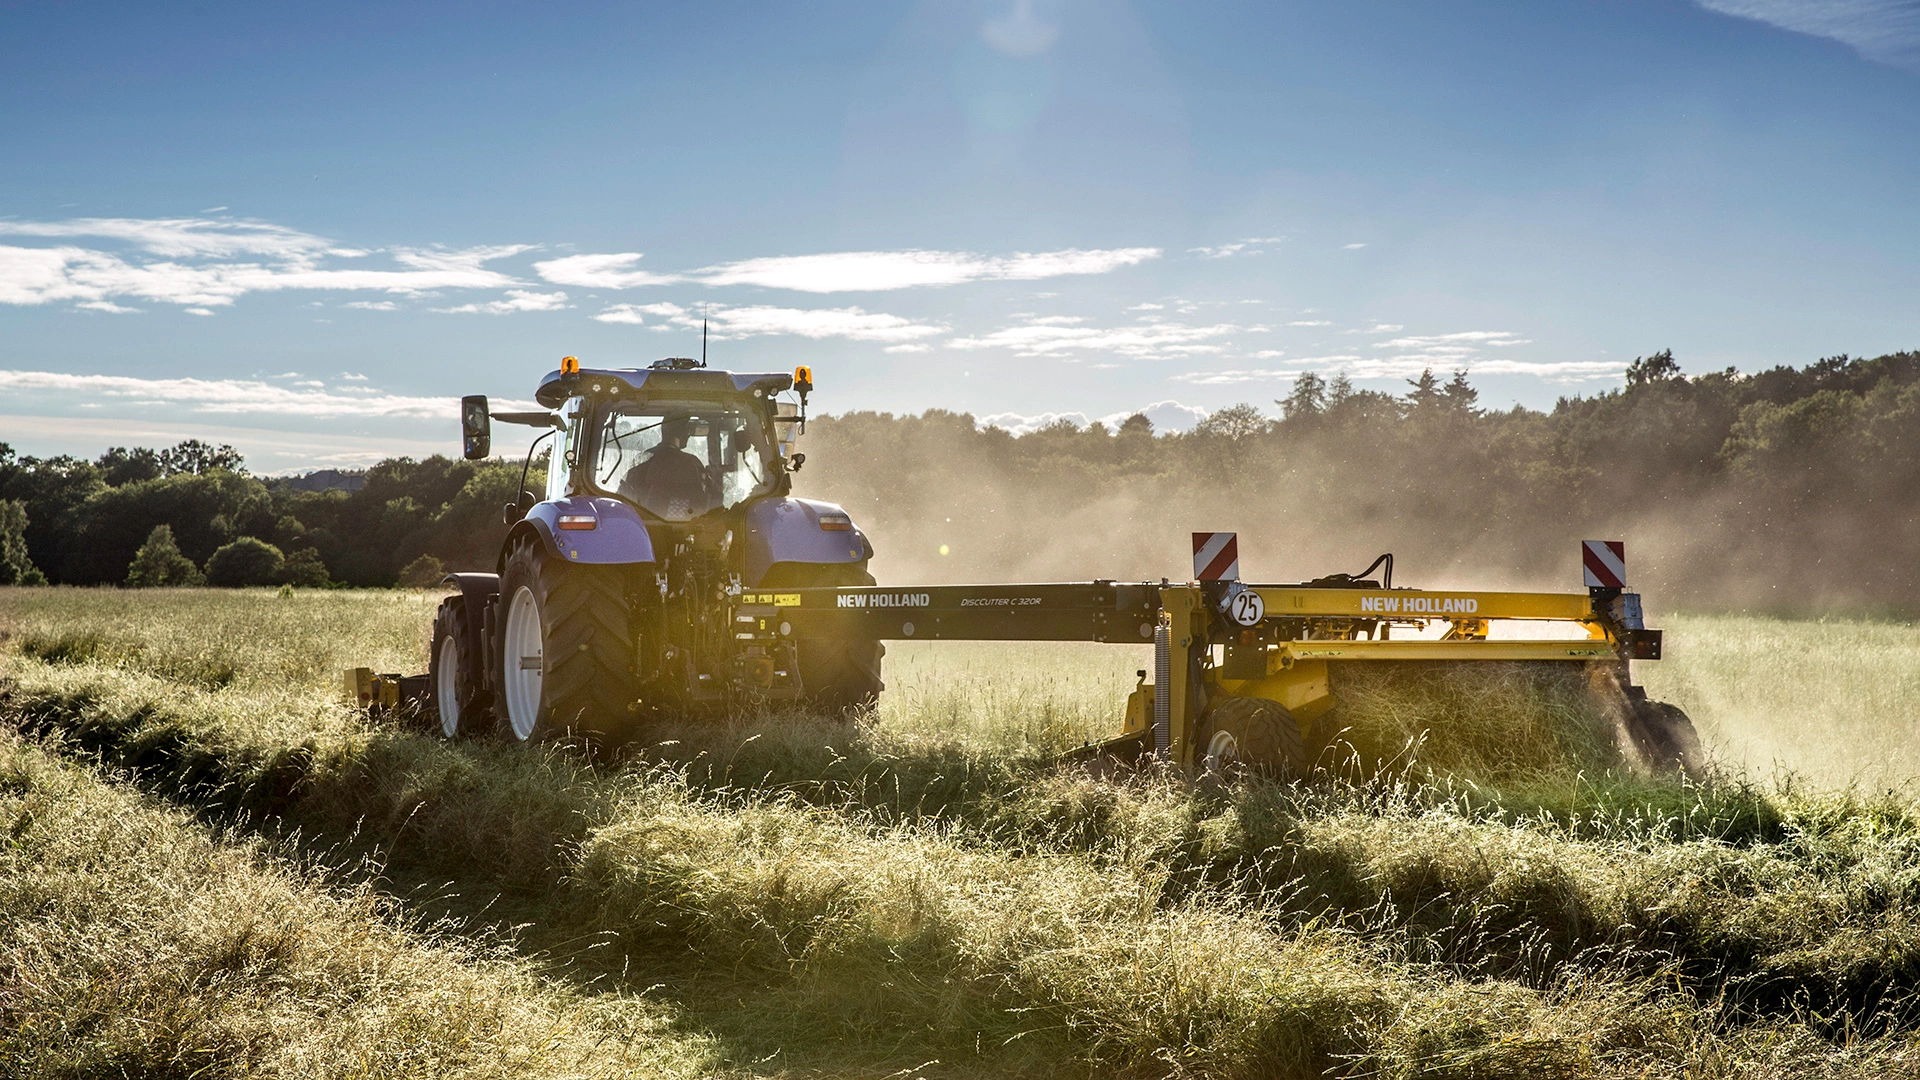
[{"x1": 352, "y1": 356, "x2": 1700, "y2": 777}]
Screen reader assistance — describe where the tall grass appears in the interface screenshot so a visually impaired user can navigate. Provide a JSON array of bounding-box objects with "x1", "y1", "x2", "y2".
[
  {"x1": 1640, "y1": 613, "x2": 1920, "y2": 791},
  {"x1": 0, "y1": 729, "x2": 716, "y2": 1079},
  {"x1": 6, "y1": 587, "x2": 1920, "y2": 1076}
]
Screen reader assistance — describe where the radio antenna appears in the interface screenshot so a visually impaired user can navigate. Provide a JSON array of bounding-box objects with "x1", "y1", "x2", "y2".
[{"x1": 701, "y1": 312, "x2": 708, "y2": 367}]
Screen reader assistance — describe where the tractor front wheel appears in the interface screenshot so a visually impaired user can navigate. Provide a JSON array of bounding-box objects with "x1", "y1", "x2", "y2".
[
  {"x1": 496, "y1": 534, "x2": 641, "y2": 744},
  {"x1": 1198, "y1": 695, "x2": 1306, "y2": 779},
  {"x1": 757, "y1": 561, "x2": 885, "y2": 714}
]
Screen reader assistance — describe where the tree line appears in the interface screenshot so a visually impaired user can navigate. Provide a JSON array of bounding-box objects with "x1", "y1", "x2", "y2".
[
  {"x1": 0, "y1": 439, "x2": 542, "y2": 589},
  {"x1": 1, "y1": 349, "x2": 1914, "y2": 611}
]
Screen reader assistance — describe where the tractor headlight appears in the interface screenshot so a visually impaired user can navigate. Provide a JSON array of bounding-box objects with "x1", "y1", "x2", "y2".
[{"x1": 817, "y1": 512, "x2": 851, "y2": 531}]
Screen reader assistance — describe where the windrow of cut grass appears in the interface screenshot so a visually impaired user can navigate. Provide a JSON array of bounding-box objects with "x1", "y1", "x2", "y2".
[
  {"x1": 0, "y1": 728, "x2": 716, "y2": 1080},
  {"x1": 5, "y1": 646, "x2": 1920, "y2": 1075},
  {"x1": 0, "y1": 659, "x2": 1723, "y2": 1078}
]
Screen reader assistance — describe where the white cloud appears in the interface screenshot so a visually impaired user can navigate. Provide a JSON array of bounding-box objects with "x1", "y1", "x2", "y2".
[
  {"x1": 1173, "y1": 353, "x2": 1623, "y2": 385},
  {"x1": 1343, "y1": 243, "x2": 1368, "y2": 250},
  {"x1": 1286, "y1": 319, "x2": 1331, "y2": 327},
  {"x1": 705, "y1": 305, "x2": 947, "y2": 342},
  {"x1": 685, "y1": 246, "x2": 1160, "y2": 292},
  {"x1": 976, "y1": 410, "x2": 1090, "y2": 434},
  {"x1": 0, "y1": 217, "x2": 332, "y2": 260},
  {"x1": 344, "y1": 300, "x2": 397, "y2": 311},
  {"x1": 0, "y1": 368, "x2": 541, "y2": 419},
  {"x1": 1097, "y1": 400, "x2": 1210, "y2": 432},
  {"x1": 0, "y1": 225, "x2": 528, "y2": 309},
  {"x1": 884, "y1": 343, "x2": 934, "y2": 354},
  {"x1": 948, "y1": 316, "x2": 1249, "y2": 359},
  {"x1": 623, "y1": 300, "x2": 944, "y2": 343},
  {"x1": 338, "y1": 372, "x2": 368, "y2": 381},
  {"x1": 1695, "y1": 0, "x2": 1920, "y2": 67},
  {"x1": 592, "y1": 303, "x2": 650, "y2": 325},
  {"x1": 184, "y1": 307, "x2": 214, "y2": 316},
  {"x1": 536, "y1": 247, "x2": 1159, "y2": 294},
  {"x1": 437, "y1": 289, "x2": 570, "y2": 315},
  {"x1": 1188, "y1": 236, "x2": 1284, "y2": 259},
  {"x1": 1376, "y1": 330, "x2": 1530, "y2": 348},
  {"x1": 1129, "y1": 302, "x2": 1165, "y2": 311},
  {"x1": 533, "y1": 252, "x2": 677, "y2": 289},
  {"x1": 75, "y1": 300, "x2": 138, "y2": 314}
]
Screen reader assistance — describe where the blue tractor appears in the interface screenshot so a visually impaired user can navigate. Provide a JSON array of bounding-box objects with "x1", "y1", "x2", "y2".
[{"x1": 431, "y1": 356, "x2": 882, "y2": 743}]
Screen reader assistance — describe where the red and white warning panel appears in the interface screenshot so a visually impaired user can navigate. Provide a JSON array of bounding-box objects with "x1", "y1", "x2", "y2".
[
  {"x1": 1582, "y1": 540, "x2": 1627, "y2": 588},
  {"x1": 1193, "y1": 532, "x2": 1239, "y2": 581}
]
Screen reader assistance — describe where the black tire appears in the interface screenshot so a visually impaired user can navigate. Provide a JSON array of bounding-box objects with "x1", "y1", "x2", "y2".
[
  {"x1": 1628, "y1": 698, "x2": 1704, "y2": 779},
  {"x1": 430, "y1": 595, "x2": 491, "y2": 738},
  {"x1": 758, "y1": 561, "x2": 886, "y2": 713},
  {"x1": 1197, "y1": 695, "x2": 1306, "y2": 779},
  {"x1": 496, "y1": 533, "x2": 641, "y2": 743}
]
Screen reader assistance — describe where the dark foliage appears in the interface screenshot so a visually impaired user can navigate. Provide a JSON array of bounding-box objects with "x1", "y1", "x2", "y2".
[
  {"x1": 1, "y1": 350, "x2": 1913, "y2": 605},
  {"x1": 0, "y1": 438, "x2": 542, "y2": 588}
]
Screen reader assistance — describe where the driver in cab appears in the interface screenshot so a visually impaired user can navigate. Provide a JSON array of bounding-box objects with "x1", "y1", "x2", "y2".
[{"x1": 618, "y1": 413, "x2": 718, "y2": 518}]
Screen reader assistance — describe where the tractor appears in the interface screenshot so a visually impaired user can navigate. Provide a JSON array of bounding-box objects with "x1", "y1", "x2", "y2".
[{"x1": 430, "y1": 355, "x2": 883, "y2": 743}]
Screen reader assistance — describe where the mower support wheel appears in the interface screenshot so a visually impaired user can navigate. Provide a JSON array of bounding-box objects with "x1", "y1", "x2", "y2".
[
  {"x1": 1198, "y1": 695, "x2": 1306, "y2": 779},
  {"x1": 1628, "y1": 698, "x2": 1704, "y2": 780}
]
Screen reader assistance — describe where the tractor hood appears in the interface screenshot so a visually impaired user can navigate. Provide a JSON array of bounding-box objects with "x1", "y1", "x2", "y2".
[{"x1": 536, "y1": 366, "x2": 793, "y2": 408}]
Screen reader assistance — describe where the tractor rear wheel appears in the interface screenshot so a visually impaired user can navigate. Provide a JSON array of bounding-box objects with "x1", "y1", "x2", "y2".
[
  {"x1": 758, "y1": 561, "x2": 885, "y2": 713},
  {"x1": 430, "y1": 594, "x2": 490, "y2": 738},
  {"x1": 496, "y1": 534, "x2": 641, "y2": 743},
  {"x1": 1198, "y1": 695, "x2": 1306, "y2": 779}
]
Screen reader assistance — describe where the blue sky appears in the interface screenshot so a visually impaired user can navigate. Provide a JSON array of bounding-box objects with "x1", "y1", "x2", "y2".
[{"x1": 4, "y1": 0, "x2": 1918, "y2": 471}]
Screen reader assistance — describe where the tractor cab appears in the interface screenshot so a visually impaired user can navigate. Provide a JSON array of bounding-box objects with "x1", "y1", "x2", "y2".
[{"x1": 523, "y1": 356, "x2": 804, "y2": 521}]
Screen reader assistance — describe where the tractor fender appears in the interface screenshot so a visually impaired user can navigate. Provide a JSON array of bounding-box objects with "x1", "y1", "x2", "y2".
[
  {"x1": 743, "y1": 497, "x2": 871, "y2": 586},
  {"x1": 504, "y1": 497, "x2": 657, "y2": 572},
  {"x1": 440, "y1": 572, "x2": 501, "y2": 687}
]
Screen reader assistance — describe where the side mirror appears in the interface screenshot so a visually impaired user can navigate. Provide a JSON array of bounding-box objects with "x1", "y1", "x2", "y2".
[{"x1": 461, "y1": 395, "x2": 491, "y2": 460}]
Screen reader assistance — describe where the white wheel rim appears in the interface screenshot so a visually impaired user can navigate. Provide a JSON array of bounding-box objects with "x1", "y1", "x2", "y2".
[
  {"x1": 1205, "y1": 730, "x2": 1240, "y2": 773},
  {"x1": 503, "y1": 585, "x2": 543, "y2": 741},
  {"x1": 436, "y1": 632, "x2": 461, "y2": 738}
]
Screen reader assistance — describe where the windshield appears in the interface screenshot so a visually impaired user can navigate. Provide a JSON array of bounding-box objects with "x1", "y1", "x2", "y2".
[{"x1": 592, "y1": 402, "x2": 774, "y2": 521}]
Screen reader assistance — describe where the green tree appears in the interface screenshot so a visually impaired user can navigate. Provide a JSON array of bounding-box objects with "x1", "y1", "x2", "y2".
[
  {"x1": 97, "y1": 446, "x2": 164, "y2": 485},
  {"x1": 205, "y1": 537, "x2": 285, "y2": 587},
  {"x1": 125, "y1": 524, "x2": 205, "y2": 587},
  {"x1": 1625, "y1": 349, "x2": 1682, "y2": 388},
  {"x1": 1194, "y1": 403, "x2": 1269, "y2": 440},
  {"x1": 0, "y1": 500, "x2": 47, "y2": 585},
  {"x1": 397, "y1": 553, "x2": 446, "y2": 587},
  {"x1": 159, "y1": 439, "x2": 245, "y2": 476},
  {"x1": 1442, "y1": 370, "x2": 1480, "y2": 414},
  {"x1": 280, "y1": 547, "x2": 332, "y2": 587},
  {"x1": 1279, "y1": 372, "x2": 1327, "y2": 420},
  {"x1": 1405, "y1": 369, "x2": 1444, "y2": 411}
]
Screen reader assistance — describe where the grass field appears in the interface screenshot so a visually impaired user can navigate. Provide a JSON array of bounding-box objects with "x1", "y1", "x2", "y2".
[{"x1": 4, "y1": 586, "x2": 1920, "y2": 1077}]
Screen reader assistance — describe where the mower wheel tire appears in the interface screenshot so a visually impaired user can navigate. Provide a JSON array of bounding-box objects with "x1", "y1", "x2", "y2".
[
  {"x1": 1629, "y1": 699, "x2": 1703, "y2": 780},
  {"x1": 430, "y1": 595, "x2": 490, "y2": 738},
  {"x1": 496, "y1": 534, "x2": 640, "y2": 744},
  {"x1": 1198, "y1": 695, "x2": 1306, "y2": 779},
  {"x1": 758, "y1": 561, "x2": 886, "y2": 714}
]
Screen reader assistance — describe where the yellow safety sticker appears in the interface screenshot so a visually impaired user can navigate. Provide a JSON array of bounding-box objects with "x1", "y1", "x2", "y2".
[{"x1": 740, "y1": 592, "x2": 803, "y2": 606}]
